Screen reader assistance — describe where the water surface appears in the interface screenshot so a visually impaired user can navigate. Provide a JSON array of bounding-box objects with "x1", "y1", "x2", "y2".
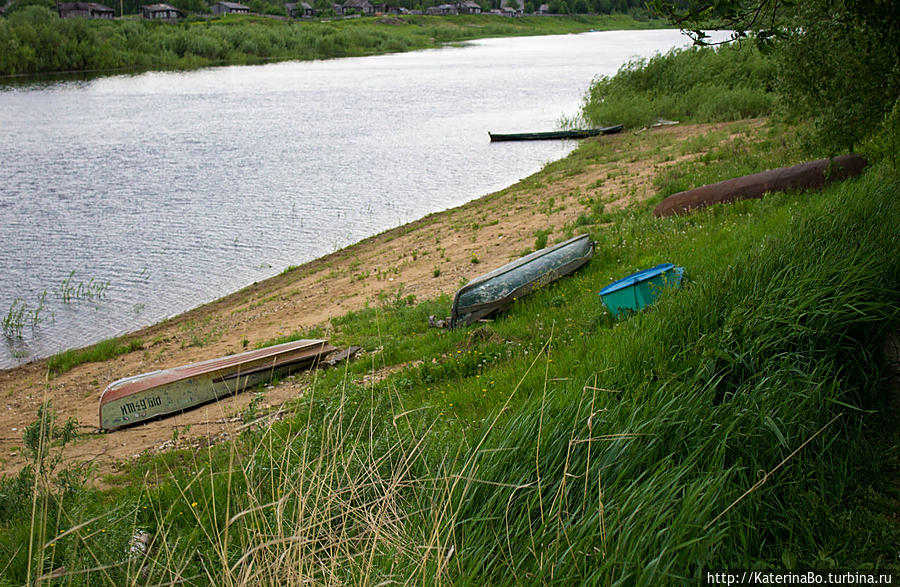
[{"x1": 0, "y1": 30, "x2": 723, "y2": 367}]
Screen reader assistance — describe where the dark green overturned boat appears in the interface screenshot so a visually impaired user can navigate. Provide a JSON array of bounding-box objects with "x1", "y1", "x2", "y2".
[
  {"x1": 450, "y1": 234, "x2": 595, "y2": 329},
  {"x1": 488, "y1": 125, "x2": 623, "y2": 142}
]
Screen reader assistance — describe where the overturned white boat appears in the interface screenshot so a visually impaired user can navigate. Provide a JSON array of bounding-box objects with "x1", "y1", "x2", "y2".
[{"x1": 99, "y1": 339, "x2": 336, "y2": 430}]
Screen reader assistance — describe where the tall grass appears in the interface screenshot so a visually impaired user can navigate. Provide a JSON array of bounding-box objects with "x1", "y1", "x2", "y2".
[
  {"x1": 581, "y1": 43, "x2": 777, "y2": 128},
  {"x1": 1, "y1": 149, "x2": 897, "y2": 582},
  {"x1": 1, "y1": 354, "x2": 456, "y2": 584},
  {"x1": 446, "y1": 170, "x2": 900, "y2": 581}
]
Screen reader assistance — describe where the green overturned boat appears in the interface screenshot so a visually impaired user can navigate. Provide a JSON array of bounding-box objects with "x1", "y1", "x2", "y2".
[
  {"x1": 488, "y1": 125, "x2": 623, "y2": 142},
  {"x1": 451, "y1": 234, "x2": 595, "y2": 329}
]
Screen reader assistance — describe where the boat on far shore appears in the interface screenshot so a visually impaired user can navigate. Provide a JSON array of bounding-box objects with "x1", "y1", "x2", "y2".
[
  {"x1": 489, "y1": 125, "x2": 623, "y2": 142},
  {"x1": 99, "y1": 339, "x2": 337, "y2": 430}
]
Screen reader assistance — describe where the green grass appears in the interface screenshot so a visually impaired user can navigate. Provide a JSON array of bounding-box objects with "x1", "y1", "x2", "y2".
[
  {"x1": 2, "y1": 124, "x2": 898, "y2": 583},
  {"x1": 5, "y1": 39, "x2": 897, "y2": 584},
  {"x1": 0, "y1": 12, "x2": 668, "y2": 77},
  {"x1": 651, "y1": 121, "x2": 813, "y2": 201},
  {"x1": 447, "y1": 173, "x2": 900, "y2": 581},
  {"x1": 46, "y1": 337, "x2": 144, "y2": 377},
  {"x1": 581, "y1": 43, "x2": 778, "y2": 129}
]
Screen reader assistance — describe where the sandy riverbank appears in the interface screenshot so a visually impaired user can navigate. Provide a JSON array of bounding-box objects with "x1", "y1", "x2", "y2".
[{"x1": 0, "y1": 120, "x2": 761, "y2": 479}]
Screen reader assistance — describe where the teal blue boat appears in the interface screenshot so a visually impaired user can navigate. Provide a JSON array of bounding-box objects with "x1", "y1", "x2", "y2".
[
  {"x1": 450, "y1": 234, "x2": 595, "y2": 328},
  {"x1": 599, "y1": 263, "x2": 684, "y2": 318}
]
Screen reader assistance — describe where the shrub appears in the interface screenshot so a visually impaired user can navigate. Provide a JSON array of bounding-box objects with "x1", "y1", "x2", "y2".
[{"x1": 582, "y1": 44, "x2": 777, "y2": 128}]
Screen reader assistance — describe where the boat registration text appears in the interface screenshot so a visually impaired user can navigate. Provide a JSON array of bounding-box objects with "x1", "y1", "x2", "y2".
[{"x1": 120, "y1": 395, "x2": 163, "y2": 416}]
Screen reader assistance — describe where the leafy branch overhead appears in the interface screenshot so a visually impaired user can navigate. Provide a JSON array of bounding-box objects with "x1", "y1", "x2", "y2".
[
  {"x1": 649, "y1": 0, "x2": 900, "y2": 153},
  {"x1": 648, "y1": 0, "x2": 793, "y2": 45}
]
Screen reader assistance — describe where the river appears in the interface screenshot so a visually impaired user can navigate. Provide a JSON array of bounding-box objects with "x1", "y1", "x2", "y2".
[{"x1": 0, "y1": 29, "x2": 722, "y2": 368}]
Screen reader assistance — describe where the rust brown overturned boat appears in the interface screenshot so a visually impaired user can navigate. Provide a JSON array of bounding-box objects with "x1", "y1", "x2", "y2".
[
  {"x1": 653, "y1": 154, "x2": 867, "y2": 217},
  {"x1": 99, "y1": 339, "x2": 336, "y2": 430}
]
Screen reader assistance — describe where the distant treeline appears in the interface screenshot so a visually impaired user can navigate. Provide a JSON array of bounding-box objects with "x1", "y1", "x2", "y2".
[
  {"x1": 4, "y1": 0, "x2": 652, "y2": 19},
  {"x1": 0, "y1": 11, "x2": 663, "y2": 77}
]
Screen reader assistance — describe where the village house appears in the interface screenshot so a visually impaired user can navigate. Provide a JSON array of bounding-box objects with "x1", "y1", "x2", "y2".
[
  {"x1": 456, "y1": 0, "x2": 481, "y2": 14},
  {"x1": 210, "y1": 1, "x2": 250, "y2": 14},
  {"x1": 285, "y1": 1, "x2": 315, "y2": 17},
  {"x1": 425, "y1": 3, "x2": 456, "y2": 14},
  {"x1": 372, "y1": 3, "x2": 407, "y2": 13},
  {"x1": 342, "y1": 0, "x2": 374, "y2": 15},
  {"x1": 504, "y1": 0, "x2": 523, "y2": 13},
  {"x1": 57, "y1": 2, "x2": 115, "y2": 18},
  {"x1": 140, "y1": 3, "x2": 182, "y2": 19}
]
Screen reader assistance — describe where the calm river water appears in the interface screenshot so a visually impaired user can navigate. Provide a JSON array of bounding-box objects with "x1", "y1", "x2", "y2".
[{"x1": 0, "y1": 29, "x2": 721, "y2": 368}]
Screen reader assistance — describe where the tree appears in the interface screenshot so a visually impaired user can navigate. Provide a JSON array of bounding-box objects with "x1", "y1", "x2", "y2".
[
  {"x1": 6, "y1": 0, "x2": 57, "y2": 15},
  {"x1": 778, "y1": 0, "x2": 900, "y2": 152},
  {"x1": 648, "y1": 0, "x2": 789, "y2": 45},
  {"x1": 547, "y1": 0, "x2": 567, "y2": 13},
  {"x1": 649, "y1": 0, "x2": 900, "y2": 153},
  {"x1": 592, "y1": 0, "x2": 610, "y2": 13}
]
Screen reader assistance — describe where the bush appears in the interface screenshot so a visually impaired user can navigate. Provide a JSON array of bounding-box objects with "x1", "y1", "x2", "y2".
[
  {"x1": 5, "y1": 0, "x2": 56, "y2": 15},
  {"x1": 582, "y1": 44, "x2": 777, "y2": 128},
  {"x1": 862, "y1": 97, "x2": 900, "y2": 171}
]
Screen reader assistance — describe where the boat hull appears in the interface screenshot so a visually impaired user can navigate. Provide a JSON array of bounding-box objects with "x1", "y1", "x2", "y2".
[
  {"x1": 450, "y1": 234, "x2": 594, "y2": 328},
  {"x1": 653, "y1": 154, "x2": 867, "y2": 217},
  {"x1": 488, "y1": 125, "x2": 623, "y2": 142},
  {"x1": 599, "y1": 264, "x2": 684, "y2": 318},
  {"x1": 99, "y1": 339, "x2": 336, "y2": 430}
]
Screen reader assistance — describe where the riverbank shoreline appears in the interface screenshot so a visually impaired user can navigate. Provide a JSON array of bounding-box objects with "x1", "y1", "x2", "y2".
[
  {"x1": 0, "y1": 13, "x2": 669, "y2": 79},
  {"x1": 0, "y1": 118, "x2": 765, "y2": 478}
]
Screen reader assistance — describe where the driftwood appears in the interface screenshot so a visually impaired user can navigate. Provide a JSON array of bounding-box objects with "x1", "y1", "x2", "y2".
[{"x1": 653, "y1": 154, "x2": 868, "y2": 217}]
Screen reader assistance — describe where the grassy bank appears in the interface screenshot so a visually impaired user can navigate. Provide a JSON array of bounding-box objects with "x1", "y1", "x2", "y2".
[
  {"x1": 1, "y1": 37, "x2": 898, "y2": 584},
  {"x1": 579, "y1": 42, "x2": 778, "y2": 129},
  {"x1": 0, "y1": 12, "x2": 665, "y2": 77},
  {"x1": 45, "y1": 337, "x2": 144, "y2": 378},
  {"x1": 2, "y1": 125, "x2": 898, "y2": 583}
]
